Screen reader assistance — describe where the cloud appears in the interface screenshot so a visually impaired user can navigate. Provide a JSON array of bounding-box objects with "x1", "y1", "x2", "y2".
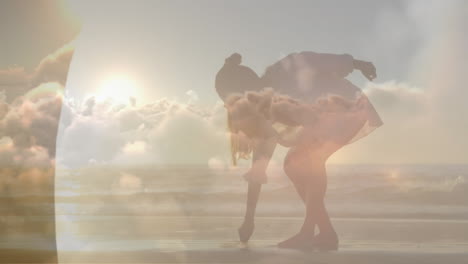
[
  {"x1": 32, "y1": 43, "x2": 75, "y2": 87},
  {"x1": 58, "y1": 110, "x2": 124, "y2": 167},
  {"x1": 0, "y1": 68, "x2": 31, "y2": 103},
  {"x1": 146, "y1": 103, "x2": 228, "y2": 165},
  {"x1": 0, "y1": 43, "x2": 74, "y2": 103},
  {"x1": 333, "y1": 77, "x2": 467, "y2": 164},
  {"x1": 112, "y1": 140, "x2": 157, "y2": 166},
  {"x1": 0, "y1": 67, "x2": 30, "y2": 86},
  {"x1": 0, "y1": 92, "x2": 59, "y2": 195},
  {"x1": 0, "y1": 43, "x2": 74, "y2": 195},
  {"x1": 0, "y1": 137, "x2": 54, "y2": 195},
  {"x1": 0, "y1": 83, "x2": 63, "y2": 156},
  {"x1": 54, "y1": 92, "x2": 231, "y2": 168},
  {"x1": 364, "y1": 81, "x2": 428, "y2": 121},
  {"x1": 329, "y1": 0, "x2": 468, "y2": 164}
]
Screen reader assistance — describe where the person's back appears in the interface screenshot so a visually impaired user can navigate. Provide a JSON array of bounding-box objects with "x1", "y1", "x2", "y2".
[{"x1": 261, "y1": 51, "x2": 359, "y2": 101}]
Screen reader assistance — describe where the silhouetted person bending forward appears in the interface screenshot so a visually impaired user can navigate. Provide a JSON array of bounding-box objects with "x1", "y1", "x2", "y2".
[{"x1": 215, "y1": 51, "x2": 382, "y2": 250}]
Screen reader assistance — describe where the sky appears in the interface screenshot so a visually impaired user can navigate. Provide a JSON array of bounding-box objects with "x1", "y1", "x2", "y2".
[
  {"x1": 1, "y1": 0, "x2": 467, "y2": 167},
  {"x1": 66, "y1": 0, "x2": 416, "y2": 103}
]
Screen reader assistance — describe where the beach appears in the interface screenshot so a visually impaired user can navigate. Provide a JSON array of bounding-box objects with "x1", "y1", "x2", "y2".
[
  {"x1": 2, "y1": 164, "x2": 468, "y2": 263},
  {"x1": 3, "y1": 216, "x2": 468, "y2": 263},
  {"x1": 54, "y1": 164, "x2": 468, "y2": 263}
]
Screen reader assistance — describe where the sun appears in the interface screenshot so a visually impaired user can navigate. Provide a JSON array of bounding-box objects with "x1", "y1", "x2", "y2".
[{"x1": 96, "y1": 75, "x2": 139, "y2": 104}]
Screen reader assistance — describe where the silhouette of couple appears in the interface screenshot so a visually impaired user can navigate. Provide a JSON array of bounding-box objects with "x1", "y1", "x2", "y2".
[{"x1": 215, "y1": 51, "x2": 382, "y2": 251}]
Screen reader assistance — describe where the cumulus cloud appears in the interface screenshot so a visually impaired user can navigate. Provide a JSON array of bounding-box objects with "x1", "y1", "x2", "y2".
[
  {"x1": 32, "y1": 43, "x2": 75, "y2": 87},
  {"x1": 0, "y1": 67, "x2": 31, "y2": 103},
  {"x1": 55, "y1": 94, "x2": 230, "y2": 168},
  {"x1": 0, "y1": 94, "x2": 60, "y2": 194},
  {"x1": 0, "y1": 67, "x2": 30, "y2": 86},
  {"x1": 146, "y1": 104, "x2": 228, "y2": 164},
  {"x1": 112, "y1": 140, "x2": 157, "y2": 166},
  {"x1": 0, "y1": 137, "x2": 54, "y2": 195},
  {"x1": 0, "y1": 43, "x2": 75, "y2": 195},
  {"x1": 0, "y1": 83, "x2": 63, "y2": 156},
  {"x1": 0, "y1": 43, "x2": 74, "y2": 103},
  {"x1": 364, "y1": 81, "x2": 428, "y2": 122}
]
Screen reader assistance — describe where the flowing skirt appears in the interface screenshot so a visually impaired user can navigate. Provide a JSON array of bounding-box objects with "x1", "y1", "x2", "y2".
[{"x1": 225, "y1": 85, "x2": 382, "y2": 163}]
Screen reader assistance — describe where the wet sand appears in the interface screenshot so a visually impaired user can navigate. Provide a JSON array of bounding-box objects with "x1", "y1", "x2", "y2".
[
  {"x1": 60, "y1": 248, "x2": 468, "y2": 264},
  {"x1": 51, "y1": 217, "x2": 468, "y2": 263},
  {"x1": 3, "y1": 216, "x2": 468, "y2": 263},
  {"x1": 3, "y1": 248, "x2": 467, "y2": 264}
]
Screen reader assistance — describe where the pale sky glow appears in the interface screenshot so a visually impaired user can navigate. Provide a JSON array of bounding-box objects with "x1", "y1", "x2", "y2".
[
  {"x1": 96, "y1": 75, "x2": 140, "y2": 103},
  {"x1": 65, "y1": 0, "x2": 403, "y2": 104},
  {"x1": 2, "y1": 0, "x2": 467, "y2": 165},
  {"x1": 55, "y1": 0, "x2": 467, "y2": 164}
]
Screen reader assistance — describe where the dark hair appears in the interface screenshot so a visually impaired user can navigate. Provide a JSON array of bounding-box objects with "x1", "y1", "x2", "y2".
[{"x1": 225, "y1": 53, "x2": 242, "y2": 65}]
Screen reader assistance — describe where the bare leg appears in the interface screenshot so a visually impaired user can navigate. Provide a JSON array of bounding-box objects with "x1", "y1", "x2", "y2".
[
  {"x1": 301, "y1": 161, "x2": 338, "y2": 250},
  {"x1": 283, "y1": 147, "x2": 308, "y2": 203},
  {"x1": 239, "y1": 136, "x2": 276, "y2": 242},
  {"x1": 304, "y1": 142, "x2": 342, "y2": 237},
  {"x1": 278, "y1": 146, "x2": 314, "y2": 248},
  {"x1": 301, "y1": 161, "x2": 327, "y2": 234},
  {"x1": 279, "y1": 141, "x2": 342, "y2": 250}
]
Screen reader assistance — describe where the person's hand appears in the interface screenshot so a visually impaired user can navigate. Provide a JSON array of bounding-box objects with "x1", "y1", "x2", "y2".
[{"x1": 354, "y1": 60, "x2": 377, "y2": 81}]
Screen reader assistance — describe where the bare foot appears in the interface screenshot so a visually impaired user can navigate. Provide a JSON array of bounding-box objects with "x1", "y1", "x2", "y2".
[
  {"x1": 238, "y1": 221, "x2": 254, "y2": 243},
  {"x1": 277, "y1": 232, "x2": 314, "y2": 250},
  {"x1": 311, "y1": 232, "x2": 339, "y2": 251}
]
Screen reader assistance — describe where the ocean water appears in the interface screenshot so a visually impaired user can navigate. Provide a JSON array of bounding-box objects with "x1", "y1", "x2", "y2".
[
  {"x1": 51, "y1": 164, "x2": 468, "y2": 219},
  {"x1": 3, "y1": 164, "x2": 468, "y2": 253},
  {"x1": 50, "y1": 164, "x2": 468, "y2": 254}
]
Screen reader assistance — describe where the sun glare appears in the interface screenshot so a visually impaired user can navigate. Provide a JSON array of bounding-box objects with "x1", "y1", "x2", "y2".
[{"x1": 97, "y1": 76, "x2": 139, "y2": 104}]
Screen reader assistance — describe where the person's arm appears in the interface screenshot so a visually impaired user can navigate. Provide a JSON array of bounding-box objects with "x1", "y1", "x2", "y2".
[
  {"x1": 238, "y1": 181, "x2": 262, "y2": 242},
  {"x1": 239, "y1": 136, "x2": 277, "y2": 243},
  {"x1": 300, "y1": 52, "x2": 377, "y2": 81},
  {"x1": 244, "y1": 182, "x2": 262, "y2": 222}
]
